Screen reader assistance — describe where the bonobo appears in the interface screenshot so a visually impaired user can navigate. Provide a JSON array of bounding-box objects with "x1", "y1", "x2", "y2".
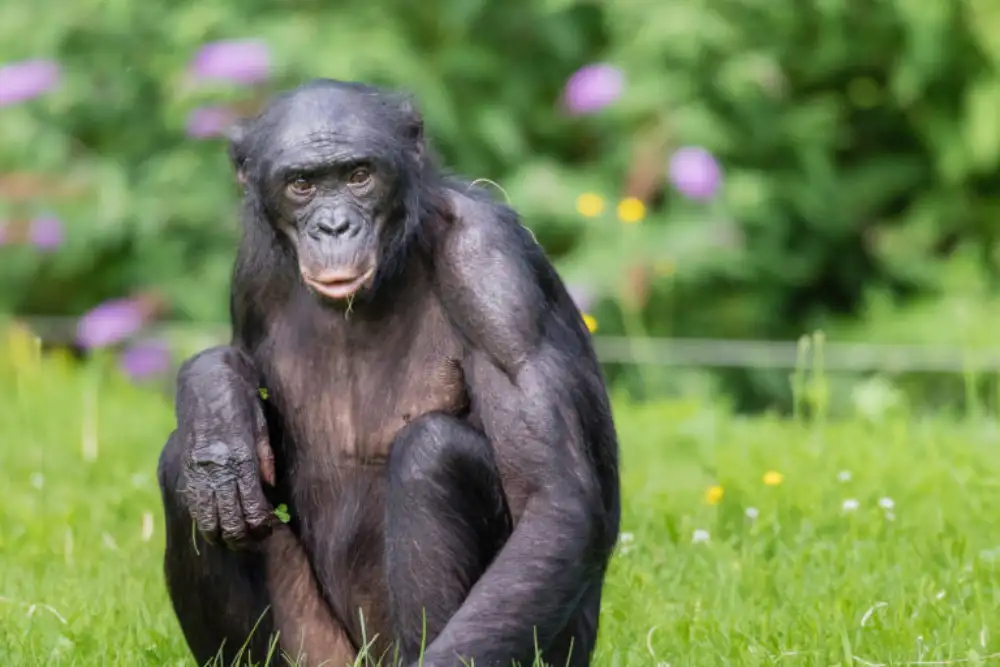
[{"x1": 157, "y1": 79, "x2": 621, "y2": 667}]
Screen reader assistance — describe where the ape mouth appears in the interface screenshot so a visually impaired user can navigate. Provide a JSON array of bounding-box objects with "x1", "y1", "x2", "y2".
[{"x1": 302, "y1": 267, "x2": 375, "y2": 300}]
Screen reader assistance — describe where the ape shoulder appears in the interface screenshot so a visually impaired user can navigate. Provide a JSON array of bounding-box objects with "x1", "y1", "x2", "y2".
[{"x1": 434, "y1": 189, "x2": 553, "y2": 376}]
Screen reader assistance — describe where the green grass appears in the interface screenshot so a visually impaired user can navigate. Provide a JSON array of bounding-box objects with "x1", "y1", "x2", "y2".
[{"x1": 4, "y1": 328, "x2": 1000, "y2": 666}]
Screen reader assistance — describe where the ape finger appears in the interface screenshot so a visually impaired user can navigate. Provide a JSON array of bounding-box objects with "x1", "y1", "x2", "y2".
[
  {"x1": 188, "y1": 484, "x2": 221, "y2": 545},
  {"x1": 256, "y1": 434, "x2": 276, "y2": 487},
  {"x1": 214, "y1": 474, "x2": 250, "y2": 548},
  {"x1": 236, "y1": 459, "x2": 277, "y2": 539}
]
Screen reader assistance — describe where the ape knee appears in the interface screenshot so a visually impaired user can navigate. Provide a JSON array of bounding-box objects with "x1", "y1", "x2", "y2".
[
  {"x1": 387, "y1": 412, "x2": 486, "y2": 488},
  {"x1": 157, "y1": 430, "x2": 185, "y2": 505}
]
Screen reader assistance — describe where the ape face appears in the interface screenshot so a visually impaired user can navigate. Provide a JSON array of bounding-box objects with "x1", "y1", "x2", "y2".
[{"x1": 229, "y1": 81, "x2": 423, "y2": 302}]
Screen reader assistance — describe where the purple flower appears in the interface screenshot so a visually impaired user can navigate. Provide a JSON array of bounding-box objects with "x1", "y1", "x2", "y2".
[
  {"x1": 562, "y1": 63, "x2": 624, "y2": 115},
  {"x1": 120, "y1": 340, "x2": 172, "y2": 380},
  {"x1": 189, "y1": 40, "x2": 271, "y2": 85},
  {"x1": 0, "y1": 59, "x2": 61, "y2": 106},
  {"x1": 76, "y1": 298, "x2": 145, "y2": 349},
  {"x1": 186, "y1": 105, "x2": 236, "y2": 139},
  {"x1": 668, "y1": 146, "x2": 722, "y2": 201},
  {"x1": 28, "y1": 216, "x2": 62, "y2": 250}
]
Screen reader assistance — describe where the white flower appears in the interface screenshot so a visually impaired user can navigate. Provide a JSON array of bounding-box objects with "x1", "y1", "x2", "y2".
[
  {"x1": 879, "y1": 497, "x2": 895, "y2": 510},
  {"x1": 619, "y1": 532, "x2": 634, "y2": 544},
  {"x1": 885, "y1": 511, "x2": 896, "y2": 522},
  {"x1": 745, "y1": 507, "x2": 759, "y2": 520},
  {"x1": 837, "y1": 470, "x2": 852, "y2": 483},
  {"x1": 141, "y1": 512, "x2": 155, "y2": 542},
  {"x1": 30, "y1": 473, "x2": 44, "y2": 490},
  {"x1": 842, "y1": 498, "x2": 860, "y2": 512},
  {"x1": 692, "y1": 529, "x2": 710, "y2": 544}
]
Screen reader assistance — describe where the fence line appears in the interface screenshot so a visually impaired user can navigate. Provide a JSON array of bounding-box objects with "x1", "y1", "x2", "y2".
[
  {"x1": 12, "y1": 316, "x2": 1000, "y2": 373},
  {"x1": 591, "y1": 337, "x2": 1000, "y2": 372}
]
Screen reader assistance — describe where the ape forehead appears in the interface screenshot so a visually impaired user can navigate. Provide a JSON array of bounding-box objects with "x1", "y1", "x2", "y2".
[{"x1": 261, "y1": 85, "x2": 400, "y2": 164}]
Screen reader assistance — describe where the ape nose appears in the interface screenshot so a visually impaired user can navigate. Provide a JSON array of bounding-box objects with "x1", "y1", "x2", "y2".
[{"x1": 313, "y1": 218, "x2": 353, "y2": 237}]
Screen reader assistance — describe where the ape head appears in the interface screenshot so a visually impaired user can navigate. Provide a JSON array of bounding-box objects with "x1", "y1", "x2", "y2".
[{"x1": 226, "y1": 79, "x2": 427, "y2": 303}]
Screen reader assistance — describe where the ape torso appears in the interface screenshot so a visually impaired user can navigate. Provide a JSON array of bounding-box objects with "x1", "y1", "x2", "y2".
[
  {"x1": 240, "y1": 256, "x2": 472, "y2": 651},
  {"x1": 258, "y1": 267, "x2": 469, "y2": 471}
]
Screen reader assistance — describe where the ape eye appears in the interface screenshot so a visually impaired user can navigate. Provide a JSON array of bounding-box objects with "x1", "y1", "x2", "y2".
[
  {"x1": 287, "y1": 177, "x2": 316, "y2": 198},
  {"x1": 348, "y1": 167, "x2": 372, "y2": 187}
]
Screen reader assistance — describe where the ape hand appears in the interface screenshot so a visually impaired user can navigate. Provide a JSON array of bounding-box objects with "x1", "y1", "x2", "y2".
[{"x1": 176, "y1": 348, "x2": 278, "y2": 549}]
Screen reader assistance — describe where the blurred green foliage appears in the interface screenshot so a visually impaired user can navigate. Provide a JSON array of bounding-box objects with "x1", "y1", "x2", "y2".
[{"x1": 3, "y1": 0, "x2": 1000, "y2": 407}]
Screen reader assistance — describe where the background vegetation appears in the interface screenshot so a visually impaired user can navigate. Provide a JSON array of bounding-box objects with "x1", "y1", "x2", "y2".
[
  {"x1": 7, "y1": 2, "x2": 1000, "y2": 665},
  {"x1": 5, "y1": 326, "x2": 1000, "y2": 666},
  {"x1": 5, "y1": 0, "x2": 1000, "y2": 410}
]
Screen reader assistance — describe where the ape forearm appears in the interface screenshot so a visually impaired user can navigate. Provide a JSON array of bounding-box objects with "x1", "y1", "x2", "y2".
[{"x1": 418, "y1": 492, "x2": 602, "y2": 667}]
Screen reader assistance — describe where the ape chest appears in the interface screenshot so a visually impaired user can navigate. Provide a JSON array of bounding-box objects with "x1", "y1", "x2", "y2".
[{"x1": 266, "y1": 335, "x2": 468, "y2": 463}]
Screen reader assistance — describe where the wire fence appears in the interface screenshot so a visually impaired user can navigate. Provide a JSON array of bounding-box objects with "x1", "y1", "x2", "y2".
[{"x1": 15, "y1": 315, "x2": 1000, "y2": 373}]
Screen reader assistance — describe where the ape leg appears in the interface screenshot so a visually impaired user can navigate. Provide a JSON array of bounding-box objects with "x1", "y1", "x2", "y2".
[
  {"x1": 540, "y1": 581, "x2": 605, "y2": 667},
  {"x1": 385, "y1": 413, "x2": 512, "y2": 663},
  {"x1": 158, "y1": 430, "x2": 277, "y2": 666}
]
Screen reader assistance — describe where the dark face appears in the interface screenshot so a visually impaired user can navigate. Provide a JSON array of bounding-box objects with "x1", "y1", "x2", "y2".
[{"x1": 231, "y1": 81, "x2": 421, "y2": 302}]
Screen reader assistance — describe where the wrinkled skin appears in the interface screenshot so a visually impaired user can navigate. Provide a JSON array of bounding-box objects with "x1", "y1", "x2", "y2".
[
  {"x1": 228, "y1": 82, "x2": 424, "y2": 304},
  {"x1": 175, "y1": 346, "x2": 276, "y2": 548},
  {"x1": 158, "y1": 79, "x2": 621, "y2": 667}
]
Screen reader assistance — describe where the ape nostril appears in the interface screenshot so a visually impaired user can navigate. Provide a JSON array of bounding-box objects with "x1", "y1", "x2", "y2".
[{"x1": 314, "y1": 219, "x2": 351, "y2": 236}]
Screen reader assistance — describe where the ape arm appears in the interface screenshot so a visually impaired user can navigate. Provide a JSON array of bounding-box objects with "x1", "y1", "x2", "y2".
[
  {"x1": 428, "y1": 192, "x2": 617, "y2": 667},
  {"x1": 174, "y1": 345, "x2": 277, "y2": 547}
]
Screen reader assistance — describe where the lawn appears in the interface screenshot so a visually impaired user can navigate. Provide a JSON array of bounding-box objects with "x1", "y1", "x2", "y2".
[{"x1": 3, "y1": 328, "x2": 1000, "y2": 666}]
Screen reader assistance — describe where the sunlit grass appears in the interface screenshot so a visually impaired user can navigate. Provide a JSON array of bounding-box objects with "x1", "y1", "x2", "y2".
[{"x1": 3, "y1": 327, "x2": 1000, "y2": 666}]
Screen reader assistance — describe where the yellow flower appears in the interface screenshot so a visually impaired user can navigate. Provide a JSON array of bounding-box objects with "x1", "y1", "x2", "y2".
[
  {"x1": 704, "y1": 485, "x2": 724, "y2": 505},
  {"x1": 763, "y1": 470, "x2": 784, "y2": 486},
  {"x1": 575, "y1": 192, "x2": 605, "y2": 218},
  {"x1": 654, "y1": 260, "x2": 676, "y2": 277},
  {"x1": 617, "y1": 197, "x2": 646, "y2": 224},
  {"x1": 5, "y1": 322, "x2": 41, "y2": 372},
  {"x1": 582, "y1": 313, "x2": 598, "y2": 333}
]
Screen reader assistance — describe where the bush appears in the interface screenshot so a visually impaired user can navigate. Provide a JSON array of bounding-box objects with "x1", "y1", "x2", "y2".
[{"x1": 3, "y1": 0, "x2": 1000, "y2": 409}]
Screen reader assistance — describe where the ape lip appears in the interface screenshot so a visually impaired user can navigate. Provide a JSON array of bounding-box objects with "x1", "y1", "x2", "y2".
[{"x1": 303, "y1": 267, "x2": 375, "y2": 299}]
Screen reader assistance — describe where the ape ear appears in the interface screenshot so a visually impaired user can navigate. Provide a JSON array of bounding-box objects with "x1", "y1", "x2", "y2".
[
  {"x1": 224, "y1": 117, "x2": 252, "y2": 186},
  {"x1": 397, "y1": 96, "x2": 425, "y2": 162}
]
